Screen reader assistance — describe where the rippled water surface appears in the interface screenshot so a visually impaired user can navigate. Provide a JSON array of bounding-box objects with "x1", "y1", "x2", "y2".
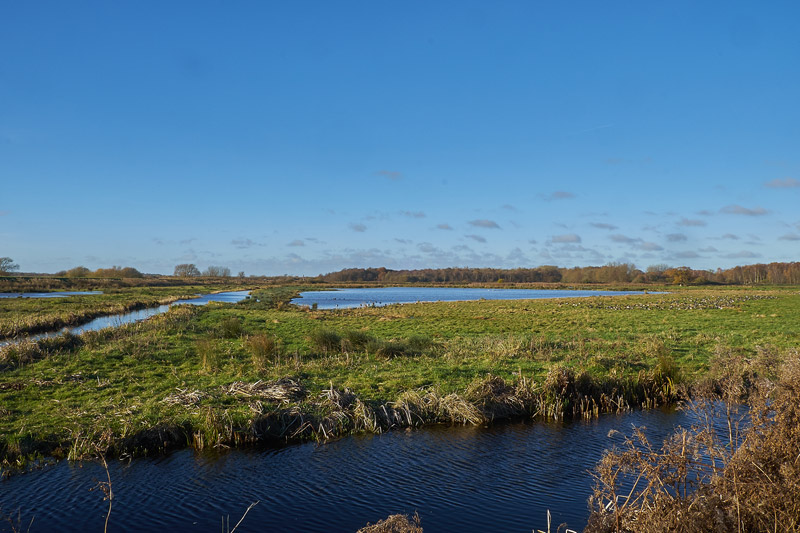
[
  {"x1": 0, "y1": 407, "x2": 709, "y2": 533},
  {"x1": 292, "y1": 287, "x2": 652, "y2": 310}
]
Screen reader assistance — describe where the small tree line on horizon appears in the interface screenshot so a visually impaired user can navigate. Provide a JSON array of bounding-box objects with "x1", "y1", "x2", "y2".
[
  {"x1": 3, "y1": 256, "x2": 800, "y2": 284},
  {"x1": 173, "y1": 263, "x2": 243, "y2": 278},
  {"x1": 317, "y1": 261, "x2": 800, "y2": 285}
]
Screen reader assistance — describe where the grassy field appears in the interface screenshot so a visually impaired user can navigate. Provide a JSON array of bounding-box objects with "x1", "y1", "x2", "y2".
[{"x1": 0, "y1": 284, "x2": 798, "y2": 475}]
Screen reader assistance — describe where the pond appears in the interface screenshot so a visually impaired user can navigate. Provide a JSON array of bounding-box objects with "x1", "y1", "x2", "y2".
[
  {"x1": 0, "y1": 290, "x2": 251, "y2": 347},
  {"x1": 291, "y1": 287, "x2": 653, "y2": 310},
  {"x1": 0, "y1": 406, "x2": 717, "y2": 532}
]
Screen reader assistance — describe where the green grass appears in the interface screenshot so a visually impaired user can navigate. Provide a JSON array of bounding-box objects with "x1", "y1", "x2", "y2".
[{"x1": 1, "y1": 285, "x2": 798, "y2": 474}]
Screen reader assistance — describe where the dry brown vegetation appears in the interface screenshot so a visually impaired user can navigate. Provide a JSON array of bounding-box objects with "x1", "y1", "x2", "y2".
[
  {"x1": 356, "y1": 514, "x2": 423, "y2": 533},
  {"x1": 586, "y1": 352, "x2": 800, "y2": 532}
]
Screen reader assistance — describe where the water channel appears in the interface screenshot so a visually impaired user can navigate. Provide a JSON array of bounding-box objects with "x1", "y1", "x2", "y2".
[{"x1": 0, "y1": 406, "x2": 710, "y2": 532}]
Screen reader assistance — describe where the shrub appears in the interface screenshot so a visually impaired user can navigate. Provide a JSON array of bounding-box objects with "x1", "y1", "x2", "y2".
[
  {"x1": 217, "y1": 317, "x2": 243, "y2": 339},
  {"x1": 310, "y1": 329, "x2": 341, "y2": 354},
  {"x1": 343, "y1": 330, "x2": 375, "y2": 352}
]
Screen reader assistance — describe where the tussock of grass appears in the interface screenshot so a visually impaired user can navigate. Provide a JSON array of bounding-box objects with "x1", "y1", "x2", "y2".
[{"x1": 357, "y1": 514, "x2": 423, "y2": 533}]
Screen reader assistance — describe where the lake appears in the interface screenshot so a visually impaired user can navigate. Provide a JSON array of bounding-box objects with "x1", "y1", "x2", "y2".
[{"x1": 291, "y1": 287, "x2": 652, "y2": 309}]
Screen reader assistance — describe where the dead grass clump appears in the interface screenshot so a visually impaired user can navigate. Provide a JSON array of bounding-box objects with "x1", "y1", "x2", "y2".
[
  {"x1": 466, "y1": 374, "x2": 528, "y2": 420},
  {"x1": 357, "y1": 513, "x2": 423, "y2": 533},
  {"x1": 0, "y1": 341, "x2": 42, "y2": 368},
  {"x1": 394, "y1": 389, "x2": 484, "y2": 426},
  {"x1": 163, "y1": 388, "x2": 206, "y2": 406},
  {"x1": 586, "y1": 353, "x2": 800, "y2": 533},
  {"x1": 224, "y1": 378, "x2": 307, "y2": 403}
]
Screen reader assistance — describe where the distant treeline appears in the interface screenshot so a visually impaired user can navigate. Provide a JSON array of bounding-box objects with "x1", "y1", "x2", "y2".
[
  {"x1": 317, "y1": 262, "x2": 800, "y2": 285},
  {"x1": 54, "y1": 266, "x2": 145, "y2": 279}
]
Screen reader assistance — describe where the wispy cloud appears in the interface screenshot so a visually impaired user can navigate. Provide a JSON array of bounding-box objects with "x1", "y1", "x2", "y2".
[
  {"x1": 666, "y1": 233, "x2": 687, "y2": 242},
  {"x1": 395, "y1": 238, "x2": 412, "y2": 244},
  {"x1": 696, "y1": 210, "x2": 715, "y2": 216},
  {"x1": 550, "y1": 233, "x2": 582, "y2": 244},
  {"x1": 502, "y1": 204, "x2": 517, "y2": 211},
  {"x1": 436, "y1": 223, "x2": 453, "y2": 230},
  {"x1": 764, "y1": 177, "x2": 800, "y2": 188},
  {"x1": 674, "y1": 251, "x2": 700, "y2": 259},
  {"x1": 466, "y1": 234, "x2": 487, "y2": 243},
  {"x1": 468, "y1": 219, "x2": 501, "y2": 229},
  {"x1": 0, "y1": 210, "x2": 9, "y2": 217},
  {"x1": 610, "y1": 234, "x2": 638, "y2": 244},
  {"x1": 639, "y1": 242, "x2": 663, "y2": 251},
  {"x1": 548, "y1": 191, "x2": 576, "y2": 201},
  {"x1": 376, "y1": 170, "x2": 403, "y2": 181},
  {"x1": 591, "y1": 222, "x2": 618, "y2": 230},
  {"x1": 723, "y1": 250, "x2": 760, "y2": 258},
  {"x1": 287, "y1": 240, "x2": 305, "y2": 247},
  {"x1": 721, "y1": 233, "x2": 739, "y2": 240},
  {"x1": 779, "y1": 233, "x2": 800, "y2": 241},
  {"x1": 349, "y1": 223, "x2": 367, "y2": 232},
  {"x1": 418, "y1": 242, "x2": 438, "y2": 253},
  {"x1": 231, "y1": 238, "x2": 264, "y2": 249},
  {"x1": 721, "y1": 205, "x2": 769, "y2": 216},
  {"x1": 678, "y1": 217, "x2": 707, "y2": 227},
  {"x1": 401, "y1": 210, "x2": 426, "y2": 218}
]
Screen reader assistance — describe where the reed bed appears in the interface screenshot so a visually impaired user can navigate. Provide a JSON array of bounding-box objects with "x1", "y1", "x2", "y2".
[{"x1": 586, "y1": 352, "x2": 800, "y2": 533}]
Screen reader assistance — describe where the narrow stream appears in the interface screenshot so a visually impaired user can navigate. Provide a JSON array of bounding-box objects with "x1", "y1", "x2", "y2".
[{"x1": 0, "y1": 291, "x2": 251, "y2": 347}]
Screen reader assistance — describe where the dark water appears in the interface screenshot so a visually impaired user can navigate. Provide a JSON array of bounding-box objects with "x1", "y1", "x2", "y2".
[
  {"x1": 0, "y1": 291, "x2": 251, "y2": 347},
  {"x1": 0, "y1": 407, "x2": 721, "y2": 533},
  {"x1": 0, "y1": 291, "x2": 102, "y2": 298},
  {"x1": 292, "y1": 287, "x2": 653, "y2": 310}
]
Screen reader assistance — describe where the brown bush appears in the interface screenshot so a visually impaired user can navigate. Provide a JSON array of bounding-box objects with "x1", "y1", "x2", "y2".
[{"x1": 586, "y1": 352, "x2": 800, "y2": 532}]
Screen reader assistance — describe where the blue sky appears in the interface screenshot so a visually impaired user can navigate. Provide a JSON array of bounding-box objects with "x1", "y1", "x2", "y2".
[{"x1": 2, "y1": 2, "x2": 799, "y2": 276}]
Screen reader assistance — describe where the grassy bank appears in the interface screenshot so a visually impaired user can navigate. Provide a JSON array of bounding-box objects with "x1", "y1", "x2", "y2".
[{"x1": 0, "y1": 285, "x2": 798, "y2": 476}]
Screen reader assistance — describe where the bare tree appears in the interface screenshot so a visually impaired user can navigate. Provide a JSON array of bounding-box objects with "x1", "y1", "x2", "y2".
[
  {"x1": 0, "y1": 257, "x2": 19, "y2": 275},
  {"x1": 203, "y1": 266, "x2": 231, "y2": 277},
  {"x1": 174, "y1": 263, "x2": 201, "y2": 277}
]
